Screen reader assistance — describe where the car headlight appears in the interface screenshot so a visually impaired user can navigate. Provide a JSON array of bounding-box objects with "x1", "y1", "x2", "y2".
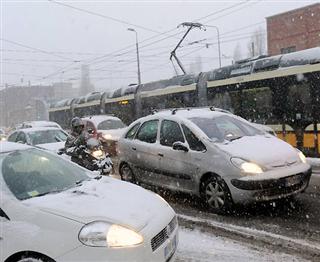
[
  {"x1": 78, "y1": 221, "x2": 143, "y2": 247},
  {"x1": 103, "y1": 134, "x2": 112, "y2": 140},
  {"x1": 92, "y1": 149, "x2": 104, "y2": 158},
  {"x1": 298, "y1": 151, "x2": 307, "y2": 163},
  {"x1": 231, "y1": 157, "x2": 263, "y2": 174}
]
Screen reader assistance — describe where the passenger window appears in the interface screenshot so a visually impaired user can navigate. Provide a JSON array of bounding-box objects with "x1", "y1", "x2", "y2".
[
  {"x1": 16, "y1": 132, "x2": 27, "y2": 144},
  {"x1": 125, "y1": 123, "x2": 140, "y2": 139},
  {"x1": 182, "y1": 124, "x2": 206, "y2": 152},
  {"x1": 160, "y1": 120, "x2": 185, "y2": 147},
  {"x1": 7, "y1": 132, "x2": 18, "y2": 142},
  {"x1": 136, "y1": 120, "x2": 159, "y2": 143}
]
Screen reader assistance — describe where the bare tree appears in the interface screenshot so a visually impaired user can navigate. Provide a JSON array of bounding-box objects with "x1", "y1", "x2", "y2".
[
  {"x1": 247, "y1": 26, "x2": 266, "y2": 57},
  {"x1": 233, "y1": 42, "x2": 243, "y2": 62}
]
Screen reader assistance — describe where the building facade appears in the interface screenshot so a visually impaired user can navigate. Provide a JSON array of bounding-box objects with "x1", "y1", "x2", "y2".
[{"x1": 267, "y1": 3, "x2": 320, "y2": 55}]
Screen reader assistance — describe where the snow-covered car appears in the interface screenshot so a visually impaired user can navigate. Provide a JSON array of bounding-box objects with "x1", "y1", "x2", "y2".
[
  {"x1": 18, "y1": 120, "x2": 62, "y2": 129},
  {"x1": 118, "y1": 108, "x2": 312, "y2": 213},
  {"x1": 0, "y1": 142, "x2": 178, "y2": 262},
  {"x1": 82, "y1": 115, "x2": 127, "y2": 155},
  {"x1": 6, "y1": 127, "x2": 68, "y2": 152}
]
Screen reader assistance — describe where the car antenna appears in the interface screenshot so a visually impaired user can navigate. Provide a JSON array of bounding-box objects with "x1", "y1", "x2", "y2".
[{"x1": 170, "y1": 22, "x2": 206, "y2": 75}]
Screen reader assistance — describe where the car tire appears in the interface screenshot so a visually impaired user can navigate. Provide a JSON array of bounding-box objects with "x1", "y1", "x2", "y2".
[
  {"x1": 15, "y1": 255, "x2": 54, "y2": 262},
  {"x1": 119, "y1": 163, "x2": 136, "y2": 184},
  {"x1": 201, "y1": 175, "x2": 233, "y2": 214}
]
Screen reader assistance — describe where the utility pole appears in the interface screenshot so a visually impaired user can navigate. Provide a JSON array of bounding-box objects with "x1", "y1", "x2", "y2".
[
  {"x1": 128, "y1": 28, "x2": 141, "y2": 85},
  {"x1": 204, "y1": 25, "x2": 222, "y2": 68},
  {"x1": 251, "y1": 42, "x2": 255, "y2": 57}
]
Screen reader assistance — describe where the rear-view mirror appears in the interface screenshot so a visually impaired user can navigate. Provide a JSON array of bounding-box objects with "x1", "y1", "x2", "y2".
[{"x1": 172, "y1": 141, "x2": 189, "y2": 152}]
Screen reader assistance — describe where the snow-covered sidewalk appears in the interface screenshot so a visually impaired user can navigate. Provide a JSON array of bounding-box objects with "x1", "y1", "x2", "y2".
[{"x1": 176, "y1": 227, "x2": 308, "y2": 262}]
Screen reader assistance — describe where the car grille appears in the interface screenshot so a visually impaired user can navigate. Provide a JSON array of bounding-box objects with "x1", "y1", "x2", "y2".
[{"x1": 151, "y1": 216, "x2": 177, "y2": 252}]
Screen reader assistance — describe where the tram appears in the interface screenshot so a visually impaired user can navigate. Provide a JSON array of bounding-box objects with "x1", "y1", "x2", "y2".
[{"x1": 49, "y1": 47, "x2": 320, "y2": 156}]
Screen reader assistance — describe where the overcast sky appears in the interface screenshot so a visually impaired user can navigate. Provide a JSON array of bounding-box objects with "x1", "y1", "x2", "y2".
[{"x1": 1, "y1": 0, "x2": 319, "y2": 92}]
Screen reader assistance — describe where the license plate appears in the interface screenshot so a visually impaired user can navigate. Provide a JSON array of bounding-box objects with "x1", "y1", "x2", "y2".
[
  {"x1": 285, "y1": 176, "x2": 301, "y2": 187},
  {"x1": 164, "y1": 235, "x2": 177, "y2": 259}
]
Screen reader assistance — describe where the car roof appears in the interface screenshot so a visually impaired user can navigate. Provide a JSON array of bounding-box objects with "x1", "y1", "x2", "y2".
[
  {"x1": 82, "y1": 115, "x2": 123, "y2": 126},
  {"x1": 13, "y1": 127, "x2": 63, "y2": 133},
  {"x1": 140, "y1": 108, "x2": 231, "y2": 122},
  {"x1": 21, "y1": 121, "x2": 61, "y2": 128},
  {"x1": 0, "y1": 141, "x2": 31, "y2": 153}
]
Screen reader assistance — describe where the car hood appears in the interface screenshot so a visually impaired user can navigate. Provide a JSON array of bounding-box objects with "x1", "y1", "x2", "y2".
[
  {"x1": 36, "y1": 142, "x2": 65, "y2": 152},
  {"x1": 23, "y1": 177, "x2": 172, "y2": 231},
  {"x1": 215, "y1": 135, "x2": 300, "y2": 169},
  {"x1": 99, "y1": 128, "x2": 127, "y2": 141}
]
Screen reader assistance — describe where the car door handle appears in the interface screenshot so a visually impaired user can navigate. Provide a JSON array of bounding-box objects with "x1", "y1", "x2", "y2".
[
  {"x1": 132, "y1": 147, "x2": 136, "y2": 151},
  {"x1": 158, "y1": 153, "x2": 164, "y2": 157}
]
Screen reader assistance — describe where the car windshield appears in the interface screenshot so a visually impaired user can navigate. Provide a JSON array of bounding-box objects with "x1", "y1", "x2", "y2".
[
  {"x1": 97, "y1": 119, "x2": 126, "y2": 130},
  {"x1": 189, "y1": 115, "x2": 262, "y2": 142},
  {"x1": 1, "y1": 148, "x2": 89, "y2": 200},
  {"x1": 28, "y1": 129, "x2": 68, "y2": 145}
]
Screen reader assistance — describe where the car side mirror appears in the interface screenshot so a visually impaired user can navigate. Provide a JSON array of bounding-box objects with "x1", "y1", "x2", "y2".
[
  {"x1": 172, "y1": 141, "x2": 189, "y2": 152},
  {"x1": 87, "y1": 128, "x2": 94, "y2": 135},
  {"x1": 17, "y1": 140, "x2": 24, "y2": 144}
]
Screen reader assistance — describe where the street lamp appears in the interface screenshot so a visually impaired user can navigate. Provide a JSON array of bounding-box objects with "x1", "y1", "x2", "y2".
[
  {"x1": 127, "y1": 28, "x2": 141, "y2": 85},
  {"x1": 204, "y1": 25, "x2": 222, "y2": 68}
]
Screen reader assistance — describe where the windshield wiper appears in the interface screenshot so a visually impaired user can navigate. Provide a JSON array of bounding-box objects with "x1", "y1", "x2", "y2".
[
  {"x1": 31, "y1": 189, "x2": 64, "y2": 198},
  {"x1": 229, "y1": 136, "x2": 243, "y2": 142}
]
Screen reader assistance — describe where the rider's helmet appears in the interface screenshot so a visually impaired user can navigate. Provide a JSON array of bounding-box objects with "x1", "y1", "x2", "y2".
[{"x1": 71, "y1": 117, "x2": 84, "y2": 135}]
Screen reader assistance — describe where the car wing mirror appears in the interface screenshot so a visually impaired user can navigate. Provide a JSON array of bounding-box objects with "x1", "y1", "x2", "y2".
[
  {"x1": 17, "y1": 140, "x2": 25, "y2": 144},
  {"x1": 87, "y1": 128, "x2": 95, "y2": 135},
  {"x1": 172, "y1": 141, "x2": 189, "y2": 152}
]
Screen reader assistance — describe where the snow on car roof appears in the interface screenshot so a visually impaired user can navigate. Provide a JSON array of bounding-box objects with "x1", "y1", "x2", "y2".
[
  {"x1": 0, "y1": 141, "x2": 31, "y2": 153},
  {"x1": 22, "y1": 121, "x2": 61, "y2": 127},
  {"x1": 82, "y1": 115, "x2": 123, "y2": 126},
  {"x1": 149, "y1": 108, "x2": 230, "y2": 120},
  {"x1": 18, "y1": 127, "x2": 64, "y2": 133}
]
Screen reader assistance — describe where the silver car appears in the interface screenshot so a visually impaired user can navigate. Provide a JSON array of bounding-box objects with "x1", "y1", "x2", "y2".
[{"x1": 118, "y1": 108, "x2": 311, "y2": 213}]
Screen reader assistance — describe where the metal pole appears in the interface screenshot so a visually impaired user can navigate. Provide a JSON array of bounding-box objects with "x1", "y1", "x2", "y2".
[
  {"x1": 128, "y1": 28, "x2": 141, "y2": 85},
  {"x1": 204, "y1": 25, "x2": 221, "y2": 68}
]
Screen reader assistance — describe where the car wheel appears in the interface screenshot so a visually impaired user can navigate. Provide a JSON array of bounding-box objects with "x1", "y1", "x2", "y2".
[
  {"x1": 120, "y1": 163, "x2": 136, "y2": 184},
  {"x1": 201, "y1": 175, "x2": 233, "y2": 214}
]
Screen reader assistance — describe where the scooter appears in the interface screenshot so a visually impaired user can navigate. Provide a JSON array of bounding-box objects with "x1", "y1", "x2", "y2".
[{"x1": 59, "y1": 137, "x2": 113, "y2": 175}]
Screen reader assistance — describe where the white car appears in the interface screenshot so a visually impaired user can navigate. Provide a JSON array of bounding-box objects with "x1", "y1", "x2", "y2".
[
  {"x1": 0, "y1": 142, "x2": 178, "y2": 262},
  {"x1": 82, "y1": 115, "x2": 128, "y2": 155},
  {"x1": 118, "y1": 108, "x2": 311, "y2": 213},
  {"x1": 6, "y1": 127, "x2": 68, "y2": 152}
]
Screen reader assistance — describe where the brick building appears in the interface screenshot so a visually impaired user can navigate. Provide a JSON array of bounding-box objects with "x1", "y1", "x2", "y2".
[{"x1": 266, "y1": 3, "x2": 320, "y2": 56}]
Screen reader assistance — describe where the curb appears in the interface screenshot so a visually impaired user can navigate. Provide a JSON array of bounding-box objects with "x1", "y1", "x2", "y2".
[{"x1": 178, "y1": 214, "x2": 320, "y2": 260}]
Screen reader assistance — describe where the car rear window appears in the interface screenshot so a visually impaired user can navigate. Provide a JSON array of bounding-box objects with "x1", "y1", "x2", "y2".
[{"x1": 97, "y1": 119, "x2": 126, "y2": 130}]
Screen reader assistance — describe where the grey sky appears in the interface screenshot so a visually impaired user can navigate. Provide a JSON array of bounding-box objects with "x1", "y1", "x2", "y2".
[{"x1": 1, "y1": 0, "x2": 319, "y2": 92}]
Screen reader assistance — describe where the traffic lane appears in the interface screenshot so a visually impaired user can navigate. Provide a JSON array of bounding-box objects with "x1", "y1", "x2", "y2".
[
  {"x1": 157, "y1": 189, "x2": 320, "y2": 244},
  {"x1": 176, "y1": 227, "x2": 308, "y2": 262}
]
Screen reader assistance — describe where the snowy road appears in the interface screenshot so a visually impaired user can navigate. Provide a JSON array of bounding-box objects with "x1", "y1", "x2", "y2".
[{"x1": 176, "y1": 227, "x2": 307, "y2": 262}]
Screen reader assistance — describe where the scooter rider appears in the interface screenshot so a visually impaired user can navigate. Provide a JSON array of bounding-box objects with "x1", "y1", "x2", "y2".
[{"x1": 65, "y1": 117, "x2": 89, "y2": 162}]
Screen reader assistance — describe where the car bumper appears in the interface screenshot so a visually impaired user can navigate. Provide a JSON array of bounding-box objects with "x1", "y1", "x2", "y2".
[
  {"x1": 229, "y1": 165, "x2": 312, "y2": 203},
  {"x1": 57, "y1": 217, "x2": 179, "y2": 262}
]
